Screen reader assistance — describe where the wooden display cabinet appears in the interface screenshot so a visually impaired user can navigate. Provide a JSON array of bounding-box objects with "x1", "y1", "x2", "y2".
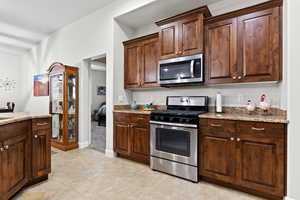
[{"x1": 48, "y1": 63, "x2": 79, "y2": 151}]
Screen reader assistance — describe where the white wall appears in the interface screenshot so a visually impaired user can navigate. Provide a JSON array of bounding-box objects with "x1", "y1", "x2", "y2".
[
  {"x1": 0, "y1": 52, "x2": 22, "y2": 111},
  {"x1": 286, "y1": 0, "x2": 300, "y2": 199},
  {"x1": 91, "y1": 70, "x2": 106, "y2": 111},
  {"x1": 20, "y1": 0, "x2": 156, "y2": 155}
]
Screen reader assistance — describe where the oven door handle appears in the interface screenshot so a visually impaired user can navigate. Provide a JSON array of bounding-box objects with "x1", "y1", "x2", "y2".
[{"x1": 150, "y1": 121, "x2": 197, "y2": 128}]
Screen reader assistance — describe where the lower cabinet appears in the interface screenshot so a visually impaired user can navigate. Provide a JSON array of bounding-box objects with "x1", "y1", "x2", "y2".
[
  {"x1": 114, "y1": 113, "x2": 150, "y2": 164},
  {"x1": 199, "y1": 119, "x2": 286, "y2": 199},
  {"x1": 0, "y1": 117, "x2": 51, "y2": 200},
  {"x1": 32, "y1": 127, "x2": 51, "y2": 179}
]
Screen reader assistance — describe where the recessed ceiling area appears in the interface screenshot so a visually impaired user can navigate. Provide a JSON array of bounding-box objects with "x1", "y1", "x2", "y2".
[
  {"x1": 115, "y1": 0, "x2": 269, "y2": 30},
  {"x1": 0, "y1": 0, "x2": 117, "y2": 55}
]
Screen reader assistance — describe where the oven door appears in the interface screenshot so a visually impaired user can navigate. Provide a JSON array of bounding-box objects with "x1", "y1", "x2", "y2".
[{"x1": 150, "y1": 121, "x2": 198, "y2": 166}]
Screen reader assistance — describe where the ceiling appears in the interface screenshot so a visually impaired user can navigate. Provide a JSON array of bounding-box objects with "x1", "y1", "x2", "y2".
[
  {"x1": 116, "y1": 0, "x2": 268, "y2": 30},
  {"x1": 0, "y1": 0, "x2": 117, "y2": 55}
]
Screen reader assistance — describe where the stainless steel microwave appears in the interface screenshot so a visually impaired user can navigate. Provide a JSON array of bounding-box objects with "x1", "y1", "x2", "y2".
[{"x1": 159, "y1": 54, "x2": 203, "y2": 85}]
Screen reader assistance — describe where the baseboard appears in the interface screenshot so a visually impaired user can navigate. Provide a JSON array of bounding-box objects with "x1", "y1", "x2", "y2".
[
  {"x1": 105, "y1": 148, "x2": 116, "y2": 158},
  {"x1": 79, "y1": 141, "x2": 89, "y2": 149}
]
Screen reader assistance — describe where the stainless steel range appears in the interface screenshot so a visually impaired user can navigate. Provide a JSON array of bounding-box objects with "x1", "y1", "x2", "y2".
[{"x1": 150, "y1": 96, "x2": 209, "y2": 182}]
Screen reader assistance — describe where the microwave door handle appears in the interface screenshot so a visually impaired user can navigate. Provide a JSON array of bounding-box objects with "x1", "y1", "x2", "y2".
[{"x1": 190, "y1": 60, "x2": 195, "y2": 78}]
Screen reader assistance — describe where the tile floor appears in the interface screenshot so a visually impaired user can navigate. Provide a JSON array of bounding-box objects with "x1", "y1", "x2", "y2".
[{"x1": 14, "y1": 148, "x2": 264, "y2": 200}]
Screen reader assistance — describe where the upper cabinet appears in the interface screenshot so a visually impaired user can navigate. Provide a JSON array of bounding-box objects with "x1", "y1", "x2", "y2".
[
  {"x1": 205, "y1": 1, "x2": 282, "y2": 84},
  {"x1": 156, "y1": 6, "x2": 211, "y2": 60},
  {"x1": 123, "y1": 33, "x2": 159, "y2": 89}
]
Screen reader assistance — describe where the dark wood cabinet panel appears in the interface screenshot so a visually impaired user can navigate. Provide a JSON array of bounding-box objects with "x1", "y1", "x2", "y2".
[
  {"x1": 236, "y1": 135, "x2": 285, "y2": 197},
  {"x1": 114, "y1": 113, "x2": 150, "y2": 164},
  {"x1": 199, "y1": 118, "x2": 286, "y2": 199},
  {"x1": 238, "y1": 8, "x2": 281, "y2": 82},
  {"x1": 124, "y1": 33, "x2": 159, "y2": 89},
  {"x1": 142, "y1": 38, "x2": 159, "y2": 87},
  {"x1": 115, "y1": 122, "x2": 130, "y2": 155},
  {"x1": 180, "y1": 14, "x2": 204, "y2": 56},
  {"x1": 206, "y1": 18, "x2": 238, "y2": 84},
  {"x1": 156, "y1": 6, "x2": 210, "y2": 60},
  {"x1": 131, "y1": 126, "x2": 150, "y2": 163},
  {"x1": 124, "y1": 45, "x2": 141, "y2": 88},
  {"x1": 159, "y1": 23, "x2": 179, "y2": 60},
  {"x1": 2, "y1": 135, "x2": 28, "y2": 199},
  {"x1": 32, "y1": 129, "x2": 51, "y2": 179},
  {"x1": 200, "y1": 135, "x2": 235, "y2": 183},
  {"x1": 205, "y1": 2, "x2": 282, "y2": 84}
]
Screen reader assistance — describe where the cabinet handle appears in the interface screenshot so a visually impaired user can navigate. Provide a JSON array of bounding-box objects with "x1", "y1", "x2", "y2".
[
  {"x1": 251, "y1": 127, "x2": 265, "y2": 131},
  {"x1": 0, "y1": 147, "x2": 4, "y2": 152},
  {"x1": 4, "y1": 145, "x2": 9, "y2": 150},
  {"x1": 210, "y1": 123, "x2": 221, "y2": 127},
  {"x1": 37, "y1": 123, "x2": 48, "y2": 126},
  {"x1": 238, "y1": 76, "x2": 242, "y2": 80},
  {"x1": 34, "y1": 135, "x2": 38, "y2": 138},
  {"x1": 237, "y1": 138, "x2": 241, "y2": 142},
  {"x1": 230, "y1": 137, "x2": 235, "y2": 141},
  {"x1": 178, "y1": 50, "x2": 182, "y2": 54}
]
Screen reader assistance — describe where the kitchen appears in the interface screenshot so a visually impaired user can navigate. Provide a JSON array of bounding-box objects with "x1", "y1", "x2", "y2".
[{"x1": 0, "y1": 0, "x2": 298, "y2": 200}]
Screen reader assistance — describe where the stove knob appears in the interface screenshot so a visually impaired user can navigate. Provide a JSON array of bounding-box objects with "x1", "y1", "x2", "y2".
[
  {"x1": 169, "y1": 117, "x2": 174, "y2": 122},
  {"x1": 179, "y1": 118, "x2": 184, "y2": 123},
  {"x1": 160, "y1": 116, "x2": 164, "y2": 121},
  {"x1": 154, "y1": 116, "x2": 160, "y2": 121}
]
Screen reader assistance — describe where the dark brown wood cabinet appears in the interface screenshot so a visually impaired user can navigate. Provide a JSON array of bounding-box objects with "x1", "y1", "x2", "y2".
[
  {"x1": 0, "y1": 117, "x2": 51, "y2": 200},
  {"x1": 124, "y1": 33, "x2": 159, "y2": 89},
  {"x1": 114, "y1": 112, "x2": 150, "y2": 164},
  {"x1": 199, "y1": 119, "x2": 286, "y2": 199},
  {"x1": 205, "y1": 1, "x2": 282, "y2": 84},
  {"x1": 32, "y1": 118, "x2": 51, "y2": 179},
  {"x1": 156, "y1": 6, "x2": 211, "y2": 60}
]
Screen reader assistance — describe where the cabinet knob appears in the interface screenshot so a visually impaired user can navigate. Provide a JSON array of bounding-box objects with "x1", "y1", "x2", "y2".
[
  {"x1": 4, "y1": 145, "x2": 9, "y2": 150},
  {"x1": 237, "y1": 138, "x2": 241, "y2": 142},
  {"x1": 34, "y1": 135, "x2": 38, "y2": 138},
  {"x1": 230, "y1": 137, "x2": 235, "y2": 141},
  {"x1": 238, "y1": 76, "x2": 242, "y2": 80},
  {"x1": 0, "y1": 147, "x2": 4, "y2": 152},
  {"x1": 178, "y1": 51, "x2": 182, "y2": 54},
  {"x1": 233, "y1": 76, "x2": 236, "y2": 80}
]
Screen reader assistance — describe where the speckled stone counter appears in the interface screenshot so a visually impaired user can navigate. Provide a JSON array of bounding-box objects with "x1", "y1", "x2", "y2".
[
  {"x1": 113, "y1": 109, "x2": 152, "y2": 115},
  {"x1": 0, "y1": 112, "x2": 51, "y2": 126},
  {"x1": 199, "y1": 112, "x2": 288, "y2": 124}
]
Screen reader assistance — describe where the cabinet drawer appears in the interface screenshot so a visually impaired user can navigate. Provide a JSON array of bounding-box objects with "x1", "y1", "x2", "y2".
[
  {"x1": 114, "y1": 113, "x2": 131, "y2": 123},
  {"x1": 32, "y1": 118, "x2": 51, "y2": 131},
  {"x1": 200, "y1": 119, "x2": 236, "y2": 137},
  {"x1": 130, "y1": 114, "x2": 149, "y2": 127},
  {"x1": 237, "y1": 121, "x2": 285, "y2": 138}
]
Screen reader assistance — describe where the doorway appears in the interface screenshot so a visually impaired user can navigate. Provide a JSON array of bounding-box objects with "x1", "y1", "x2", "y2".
[{"x1": 89, "y1": 56, "x2": 107, "y2": 153}]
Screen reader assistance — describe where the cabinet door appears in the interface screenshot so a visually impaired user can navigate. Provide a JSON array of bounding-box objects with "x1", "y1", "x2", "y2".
[
  {"x1": 0, "y1": 142, "x2": 3, "y2": 200},
  {"x1": 238, "y1": 7, "x2": 281, "y2": 82},
  {"x1": 114, "y1": 122, "x2": 130, "y2": 155},
  {"x1": 124, "y1": 44, "x2": 142, "y2": 88},
  {"x1": 206, "y1": 18, "x2": 238, "y2": 84},
  {"x1": 2, "y1": 135, "x2": 28, "y2": 199},
  {"x1": 130, "y1": 125, "x2": 150, "y2": 164},
  {"x1": 200, "y1": 135, "x2": 236, "y2": 183},
  {"x1": 32, "y1": 129, "x2": 51, "y2": 179},
  {"x1": 141, "y1": 38, "x2": 159, "y2": 88},
  {"x1": 179, "y1": 14, "x2": 204, "y2": 56},
  {"x1": 236, "y1": 135, "x2": 285, "y2": 197},
  {"x1": 159, "y1": 22, "x2": 179, "y2": 60}
]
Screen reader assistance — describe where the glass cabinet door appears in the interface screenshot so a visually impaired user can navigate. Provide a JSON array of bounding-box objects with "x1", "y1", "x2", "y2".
[
  {"x1": 67, "y1": 72, "x2": 77, "y2": 114},
  {"x1": 50, "y1": 74, "x2": 64, "y2": 114},
  {"x1": 52, "y1": 114, "x2": 64, "y2": 143}
]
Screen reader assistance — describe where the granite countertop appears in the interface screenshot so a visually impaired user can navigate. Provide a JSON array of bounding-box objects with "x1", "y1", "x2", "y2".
[
  {"x1": 199, "y1": 112, "x2": 288, "y2": 124},
  {"x1": 0, "y1": 112, "x2": 51, "y2": 126},
  {"x1": 113, "y1": 109, "x2": 152, "y2": 115},
  {"x1": 114, "y1": 109, "x2": 288, "y2": 124}
]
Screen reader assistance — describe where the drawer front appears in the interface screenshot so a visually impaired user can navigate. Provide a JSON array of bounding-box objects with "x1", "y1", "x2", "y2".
[
  {"x1": 114, "y1": 113, "x2": 131, "y2": 123},
  {"x1": 32, "y1": 118, "x2": 51, "y2": 131},
  {"x1": 130, "y1": 114, "x2": 149, "y2": 127},
  {"x1": 200, "y1": 119, "x2": 236, "y2": 137},
  {"x1": 237, "y1": 121, "x2": 285, "y2": 138}
]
